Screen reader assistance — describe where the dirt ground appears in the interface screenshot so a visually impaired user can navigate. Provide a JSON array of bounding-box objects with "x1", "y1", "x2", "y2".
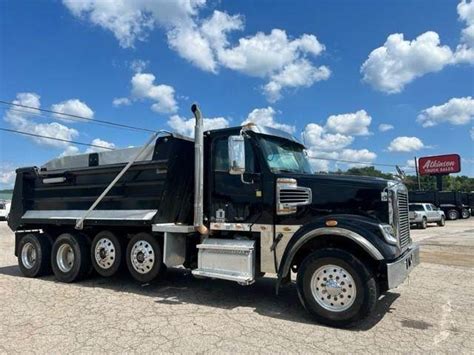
[{"x1": 0, "y1": 219, "x2": 473, "y2": 353}]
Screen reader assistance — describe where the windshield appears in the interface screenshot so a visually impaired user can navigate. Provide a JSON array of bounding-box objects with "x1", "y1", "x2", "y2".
[
  {"x1": 409, "y1": 205, "x2": 424, "y2": 211},
  {"x1": 259, "y1": 136, "x2": 312, "y2": 174}
]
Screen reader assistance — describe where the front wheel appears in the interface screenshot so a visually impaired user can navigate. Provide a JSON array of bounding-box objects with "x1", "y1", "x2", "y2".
[
  {"x1": 437, "y1": 216, "x2": 446, "y2": 226},
  {"x1": 296, "y1": 248, "x2": 378, "y2": 328}
]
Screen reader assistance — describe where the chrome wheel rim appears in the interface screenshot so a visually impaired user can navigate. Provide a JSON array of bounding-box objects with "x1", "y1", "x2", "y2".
[
  {"x1": 94, "y1": 238, "x2": 116, "y2": 270},
  {"x1": 57, "y1": 244, "x2": 75, "y2": 273},
  {"x1": 130, "y1": 240, "x2": 155, "y2": 274},
  {"x1": 310, "y1": 264, "x2": 357, "y2": 312},
  {"x1": 21, "y1": 242, "x2": 37, "y2": 269}
]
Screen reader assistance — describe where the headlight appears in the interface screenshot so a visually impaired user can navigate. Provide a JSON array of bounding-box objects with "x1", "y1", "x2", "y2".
[{"x1": 379, "y1": 224, "x2": 398, "y2": 245}]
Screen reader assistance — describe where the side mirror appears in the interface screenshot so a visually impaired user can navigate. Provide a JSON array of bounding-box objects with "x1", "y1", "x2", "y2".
[{"x1": 228, "y1": 135, "x2": 246, "y2": 175}]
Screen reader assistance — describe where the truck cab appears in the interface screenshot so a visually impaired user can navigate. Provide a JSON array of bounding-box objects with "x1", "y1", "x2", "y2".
[{"x1": 8, "y1": 106, "x2": 419, "y2": 328}]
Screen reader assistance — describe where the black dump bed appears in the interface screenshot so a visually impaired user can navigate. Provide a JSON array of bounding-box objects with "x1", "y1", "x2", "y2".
[
  {"x1": 408, "y1": 191, "x2": 438, "y2": 205},
  {"x1": 408, "y1": 190, "x2": 464, "y2": 208},
  {"x1": 8, "y1": 135, "x2": 194, "y2": 231}
]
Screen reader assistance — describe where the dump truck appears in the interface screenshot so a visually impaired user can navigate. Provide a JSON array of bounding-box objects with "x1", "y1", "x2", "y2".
[
  {"x1": 7, "y1": 105, "x2": 419, "y2": 327},
  {"x1": 409, "y1": 190, "x2": 471, "y2": 220}
]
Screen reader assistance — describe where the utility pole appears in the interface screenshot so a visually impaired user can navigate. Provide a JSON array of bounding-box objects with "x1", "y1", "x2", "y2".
[{"x1": 414, "y1": 156, "x2": 421, "y2": 190}]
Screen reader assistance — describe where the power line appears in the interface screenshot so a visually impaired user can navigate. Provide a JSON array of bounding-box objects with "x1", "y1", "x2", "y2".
[
  {"x1": 0, "y1": 100, "x2": 155, "y2": 134},
  {"x1": 0, "y1": 127, "x2": 115, "y2": 150},
  {"x1": 1, "y1": 106, "x2": 145, "y2": 133}
]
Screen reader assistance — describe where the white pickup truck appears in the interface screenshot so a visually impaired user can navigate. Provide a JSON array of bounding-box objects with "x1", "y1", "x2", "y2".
[
  {"x1": 409, "y1": 203, "x2": 446, "y2": 229},
  {"x1": 0, "y1": 200, "x2": 11, "y2": 221}
]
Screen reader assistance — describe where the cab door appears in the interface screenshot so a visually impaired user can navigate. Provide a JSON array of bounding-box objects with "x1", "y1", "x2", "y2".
[{"x1": 209, "y1": 135, "x2": 264, "y2": 224}]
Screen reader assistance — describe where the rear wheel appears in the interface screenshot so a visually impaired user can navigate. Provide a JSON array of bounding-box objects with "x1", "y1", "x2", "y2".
[
  {"x1": 126, "y1": 232, "x2": 163, "y2": 283},
  {"x1": 447, "y1": 209, "x2": 459, "y2": 220},
  {"x1": 437, "y1": 216, "x2": 446, "y2": 226},
  {"x1": 51, "y1": 233, "x2": 91, "y2": 283},
  {"x1": 91, "y1": 231, "x2": 122, "y2": 277},
  {"x1": 296, "y1": 248, "x2": 378, "y2": 328},
  {"x1": 18, "y1": 233, "x2": 51, "y2": 277},
  {"x1": 461, "y1": 209, "x2": 470, "y2": 219}
]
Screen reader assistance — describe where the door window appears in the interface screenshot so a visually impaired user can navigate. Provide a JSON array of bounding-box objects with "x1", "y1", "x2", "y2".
[{"x1": 213, "y1": 137, "x2": 257, "y2": 173}]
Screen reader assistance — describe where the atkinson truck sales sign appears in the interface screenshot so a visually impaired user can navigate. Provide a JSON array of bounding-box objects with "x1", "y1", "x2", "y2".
[{"x1": 418, "y1": 154, "x2": 461, "y2": 175}]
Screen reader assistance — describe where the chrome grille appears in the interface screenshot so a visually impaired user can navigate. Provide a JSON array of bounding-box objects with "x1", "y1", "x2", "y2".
[
  {"x1": 276, "y1": 178, "x2": 312, "y2": 215},
  {"x1": 279, "y1": 189, "x2": 311, "y2": 204},
  {"x1": 397, "y1": 191, "x2": 410, "y2": 249}
]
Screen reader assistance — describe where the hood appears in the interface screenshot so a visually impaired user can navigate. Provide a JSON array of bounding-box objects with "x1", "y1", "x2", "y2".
[{"x1": 276, "y1": 172, "x2": 390, "y2": 224}]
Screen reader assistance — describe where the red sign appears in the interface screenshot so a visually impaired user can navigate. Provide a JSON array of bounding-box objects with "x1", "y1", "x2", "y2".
[{"x1": 418, "y1": 154, "x2": 461, "y2": 175}]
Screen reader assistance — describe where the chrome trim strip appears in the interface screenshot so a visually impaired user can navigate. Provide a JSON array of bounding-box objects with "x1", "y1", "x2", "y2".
[
  {"x1": 281, "y1": 226, "x2": 384, "y2": 278},
  {"x1": 22, "y1": 210, "x2": 157, "y2": 221}
]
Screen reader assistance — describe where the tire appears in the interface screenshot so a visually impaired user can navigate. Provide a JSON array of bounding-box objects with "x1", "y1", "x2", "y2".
[
  {"x1": 461, "y1": 209, "x2": 470, "y2": 219},
  {"x1": 91, "y1": 231, "x2": 122, "y2": 277},
  {"x1": 296, "y1": 248, "x2": 378, "y2": 328},
  {"x1": 51, "y1": 233, "x2": 91, "y2": 283},
  {"x1": 437, "y1": 216, "x2": 446, "y2": 227},
  {"x1": 420, "y1": 217, "x2": 427, "y2": 229},
  {"x1": 447, "y1": 209, "x2": 459, "y2": 220},
  {"x1": 18, "y1": 233, "x2": 51, "y2": 277},
  {"x1": 126, "y1": 232, "x2": 163, "y2": 283}
]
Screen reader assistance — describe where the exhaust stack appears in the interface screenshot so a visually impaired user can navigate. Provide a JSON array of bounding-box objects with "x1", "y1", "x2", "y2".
[{"x1": 191, "y1": 104, "x2": 208, "y2": 235}]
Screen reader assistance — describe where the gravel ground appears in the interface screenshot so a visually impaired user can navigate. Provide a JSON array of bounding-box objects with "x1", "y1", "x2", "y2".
[{"x1": 0, "y1": 219, "x2": 473, "y2": 353}]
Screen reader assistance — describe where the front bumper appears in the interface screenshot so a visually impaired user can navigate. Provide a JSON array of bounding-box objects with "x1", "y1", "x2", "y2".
[{"x1": 386, "y1": 245, "x2": 420, "y2": 289}]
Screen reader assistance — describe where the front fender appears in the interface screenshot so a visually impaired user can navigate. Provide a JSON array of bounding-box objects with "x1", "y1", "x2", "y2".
[{"x1": 277, "y1": 214, "x2": 400, "y2": 281}]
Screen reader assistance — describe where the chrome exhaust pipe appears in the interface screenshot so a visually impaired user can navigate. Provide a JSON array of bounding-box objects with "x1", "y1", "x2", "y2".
[{"x1": 191, "y1": 104, "x2": 208, "y2": 235}]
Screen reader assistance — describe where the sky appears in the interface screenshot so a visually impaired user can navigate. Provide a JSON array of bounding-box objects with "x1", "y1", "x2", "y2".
[{"x1": 0, "y1": 0, "x2": 473, "y2": 189}]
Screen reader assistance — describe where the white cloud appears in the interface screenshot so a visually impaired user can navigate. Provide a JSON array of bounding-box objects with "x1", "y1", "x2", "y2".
[
  {"x1": 338, "y1": 149, "x2": 377, "y2": 167},
  {"x1": 167, "y1": 25, "x2": 217, "y2": 72},
  {"x1": 168, "y1": 114, "x2": 229, "y2": 137},
  {"x1": 112, "y1": 97, "x2": 131, "y2": 107},
  {"x1": 303, "y1": 123, "x2": 353, "y2": 152},
  {"x1": 378, "y1": 123, "x2": 394, "y2": 132},
  {"x1": 263, "y1": 60, "x2": 330, "y2": 102},
  {"x1": 62, "y1": 0, "x2": 204, "y2": 48},
  {"x1": 63, "y1": 2, "x2": 330, "y2": 101},
  {"x1": 86, "y1": 138, "x2": 116, "y2": 153},
  {"x1": 4, "y1": 93, "x2": 79, "y2": 148},
  {"x1": 325, "y1": 110, "x2": 372, "y2": 136},
  {"x1": 454, "y1": 0, "x2": 474, "y2": 63},
  {"x1": 405, "y1": 159, "x2": 417, "y2": 169},
  {"x1": 417, "y1": 96, "x2": 474, "y2": 127},
  {"x1": 50, "y1": 99, "x2": 94, "y2": 121},
  {"x1": 388, "y1": 136, "x2": 425, "y2": 152},
  {"x1": 219, "y1": 29, "x2": 329, "y2": 101},
  {"x1": 131, "y1": 72, "x2": 178, "y2": 114},
  {"x1": 305, "y1": 148, "x2": 377, "y2": 172},
  {"x1": 242, "y1": 107, "x2": 295, "y2": 134},
  {"x1": 361, "y1": 32, "x2": 454, "y2": 93},
  {"x1": 59, "y1": 145, "x2": 80, "y2": 157},
  {"x1": 0, "y1": 165, "x2": 16, "y2": 187},
  {"x1": 130, "y1": 59, "x2": 149, "y2": 73}
]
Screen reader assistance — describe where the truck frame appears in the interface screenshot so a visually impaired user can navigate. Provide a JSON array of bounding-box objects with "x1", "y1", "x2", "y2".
[{"x1": 8, "y1": 105, "x2": 419, "y2": 328}]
